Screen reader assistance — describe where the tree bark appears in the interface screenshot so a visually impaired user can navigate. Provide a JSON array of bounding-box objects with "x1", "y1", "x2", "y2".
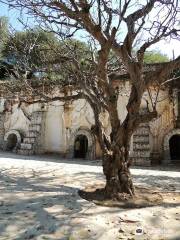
[{"x1": 102, "y1": 145, "x2": 135, "y2": 198}]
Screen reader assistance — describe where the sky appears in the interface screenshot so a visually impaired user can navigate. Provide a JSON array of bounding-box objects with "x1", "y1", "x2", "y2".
[
  {"x1": 0, "y1": 2, "x2": 180, "y2": 59},
  {"x1": 0, "y1": 3, "x2": 23, "y2": 30}
]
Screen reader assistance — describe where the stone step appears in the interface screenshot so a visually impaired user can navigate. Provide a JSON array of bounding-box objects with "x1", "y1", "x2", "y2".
[
  {"x1": 131, "y1": 157, "x2": 151, "y2": 166},
  {"x1": 31, "y1": 112, "x2": 43, "y2": 119},
  {"x1": 29, "y1": 125, "x2": 41, "y2": 132},
  {"x1": 133, "y1": 148, "x2": 149, "y2": 151},
  {"x1": 133, "y1": 151, "x2": 150, "y2": 158},
  {"x1": 23, "y1": 137, "x2": 36, "y2": 144},
  {"x1": 133, "y1": 135, "x2": 149, "y2": 140},
  {"x1": 31, "y1": 118, "x2": 42, "y2": 125},
  {"x1": 134, "y1": 126, "x2": 149, "y2": 130},
  {"x1": 139, "y1": 123, "x2": 149, "y2": 127},
  {"x1": 133, "y1": 141, "x2": 149, "y2": 144},
  {"x1": 30, "y1": 123, "x2": 41, "y2": 126},
  {"x1": 133, "y1": 148, "x2": 150, "y2": 154},
  {"x1": 133, "y1": 136, "x2": 149, "y2": 140},
  {"x1": 32, "y1": 111, "x2": 43, "y2": 117},
  {"x1": 17, "y1": 111, "x2": 43, "y2": 155},
  {"x1": 133, "y1": 143, "x2": 150, "y2": 149},
  {"x1": 133, "y1": 132, "x2": 149, "y2": 137},
  {"x1": 132, "y1": 123, "x2": 150, "y2": 165},
  {"x1": 18, "y1": 149, "x2": 34, "y2": 155},
  {"x1": 27, "y1": 131, "x2": 38, "y2": 138},
  {"x1": 20, "y1": 143, "x2": 33, "y2": 150}
]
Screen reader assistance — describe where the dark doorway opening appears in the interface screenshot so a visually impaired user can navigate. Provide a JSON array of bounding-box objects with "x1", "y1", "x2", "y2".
[
  {"x1": 74, "y1": 135, "x2": 88, "y2": 158},
  {"x1": 7, "y1": 134, "x2": 17, "y2": 151},
  {"x1": 169, "y1": 135, "x2": 180, "y2": 160}
]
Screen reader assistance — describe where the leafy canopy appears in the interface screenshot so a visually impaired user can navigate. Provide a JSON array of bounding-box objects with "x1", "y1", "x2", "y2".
[
  {"x1": 1, "y1": 26, "x2": 91, "y2": 85},
  {"x1": 143, "y1": 51, "x2": 169, "y2": 64}
]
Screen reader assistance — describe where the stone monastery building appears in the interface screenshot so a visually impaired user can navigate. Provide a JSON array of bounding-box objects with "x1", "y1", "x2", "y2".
[{"x1": 0, "y1": 63, "x2": 180, "y2": 166}]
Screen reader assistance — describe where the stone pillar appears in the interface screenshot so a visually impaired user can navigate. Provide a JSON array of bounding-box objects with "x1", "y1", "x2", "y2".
[
  {"x1": 64, "y1": 103, "x2": 73, "y2": 155},
  {"x1": 33, "y1": 110, "x2": 46, "y2": 154},
  {"x1": 173, "y1": 88, "x2": 180, "y2": 128},
  {"x1": 150, "y1": 130, "x2": 161, "y2": 165}
]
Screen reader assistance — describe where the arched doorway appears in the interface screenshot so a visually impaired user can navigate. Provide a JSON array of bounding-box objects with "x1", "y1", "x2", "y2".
[
  {"x1": 74, "y1": 135, "x2": 88, "y2": 158},
  {"x1": 163, "y1": 129, "x2": 180, "y2": 164},
  {"x1": 67, "y1": 128, "x2": 95, "y2": 160},
  {"x1": 169, "y1": 135, "x2": 180, "y2": 160},
  {"x1": 6, "y1": 134, "x2": 17, "y2": 151}
]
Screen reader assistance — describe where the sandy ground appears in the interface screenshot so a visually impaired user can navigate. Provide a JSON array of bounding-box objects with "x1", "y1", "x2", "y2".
[{"x1": 0, "y1": 152, "x2": 179, "y2": 240}]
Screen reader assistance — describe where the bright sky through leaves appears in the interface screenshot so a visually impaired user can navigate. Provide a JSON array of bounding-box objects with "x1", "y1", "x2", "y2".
[{"x1": 0, "y1": 1, "x2": 179, "y2": 59}]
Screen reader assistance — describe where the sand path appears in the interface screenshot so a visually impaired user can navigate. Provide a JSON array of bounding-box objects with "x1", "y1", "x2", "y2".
[{"x1": 0, "y1": 152, "x2": 179, "y2": 240}]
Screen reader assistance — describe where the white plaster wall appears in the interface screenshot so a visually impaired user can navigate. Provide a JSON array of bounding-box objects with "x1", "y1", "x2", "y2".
[
  {"x1": 44, "y1": 101, "x2": 66, "y2": 153},
  {"x1": 71, "y1": 99, "x2": 95, "y2": 129}
]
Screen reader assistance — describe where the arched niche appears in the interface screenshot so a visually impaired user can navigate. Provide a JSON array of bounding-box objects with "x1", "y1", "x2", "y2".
[
  {"x1": 4, "y1": 130, "x2": 22, "y2": 152},
  {"x1": 67, "y1": 127, "x2": 95, "y2": 160},
  {"x1": 163, "y1": 128, "x2": 180, "y2": 163}
]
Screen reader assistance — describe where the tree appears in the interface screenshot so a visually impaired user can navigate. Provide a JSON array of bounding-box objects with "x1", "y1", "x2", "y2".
[
  {"x1": 2, "y1": 27, "x2": 90, "y2": 81},
  {"x1": 2, "y1": 28, "x2": 61, "y2": 76},
  {"x1": 1, "y1": 0, "x2": 180, "y2": 198},
  {"x1": 0, "y1": 16, "x2": 9, "y2": 58}
]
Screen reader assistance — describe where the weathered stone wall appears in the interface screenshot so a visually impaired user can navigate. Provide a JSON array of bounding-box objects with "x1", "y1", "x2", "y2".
[
  {"x1": 0, "y1": 82, "x2": 176, "y2": 165},
  {"x1": 0, "y1": 113, "x2": 5, "y2": 149},
  {"x1": 149, "y1": 90, "x2": 174, "y2": 164},
  {"x1": 132, "y1": 123, "x2": 151, "y2": 166}
]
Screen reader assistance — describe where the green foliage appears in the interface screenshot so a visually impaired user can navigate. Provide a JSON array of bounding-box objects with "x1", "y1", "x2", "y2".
[
  {"x1": 43, "y1": 38, "x2": 92, "y2": 85},
  {"x1": 143, "y1": 51, "x2": 169, "y2": 64},
  {"x1": 1, "y1": 27, "x2": 91, "y2": 87},
  {"x1": 3, "y1": 28, "x2": 60, "y2": 69}
]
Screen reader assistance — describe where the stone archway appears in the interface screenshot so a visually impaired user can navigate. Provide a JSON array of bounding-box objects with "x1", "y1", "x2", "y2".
[
  {"x1": 4, "y1": 130, "x2": 22, "y2": 152},
  {"x1": 67, "y1": 128, "x2": 95, "y2": 160},
  {"x1": 163, "y1": 128, "x2": 180, "y2": 163},
  {"x1": 74, "y1": 134, "x2": 88, "y2": 158}
]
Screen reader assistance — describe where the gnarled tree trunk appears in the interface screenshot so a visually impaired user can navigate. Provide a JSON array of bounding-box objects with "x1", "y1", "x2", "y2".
[{"x1": 102, "y1": 145, "x2": 135, "y2": 198}]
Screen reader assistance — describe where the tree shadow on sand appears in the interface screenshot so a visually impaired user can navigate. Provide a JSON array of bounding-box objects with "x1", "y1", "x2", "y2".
[
  {"x1": 78, "y1": 171, "x2": 180, "y2": 209},
  {"x1": 0, "y1": 170, "x2": 105, "y2": 240},
  {"x1": 0, "y1": 158, "x2": 180, "y2": 239}
]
